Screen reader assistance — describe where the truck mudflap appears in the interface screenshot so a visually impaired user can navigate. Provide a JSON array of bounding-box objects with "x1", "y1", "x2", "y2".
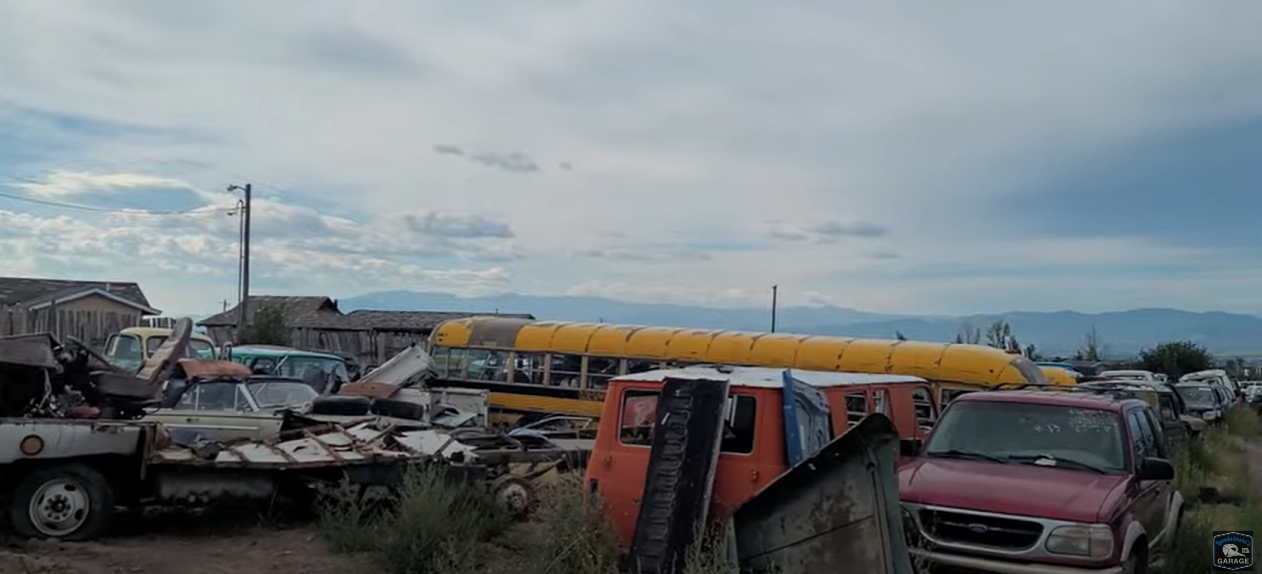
[
  {"x1": 732, "y1": 414, "x2": 913, "y2": 574},
  {"x1": 627, "y1": 377, "x2": 731, "y2": 574}
]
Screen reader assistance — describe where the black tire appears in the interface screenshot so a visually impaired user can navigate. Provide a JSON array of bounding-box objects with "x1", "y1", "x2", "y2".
[
  {"x1": 1122, "y1": 543, "x2": 1149, "y2": 574},
  {"x1": 9, "y1": 464, "x2": 113, "y2": 541},
  {"x1": 369, "y1": 398, "x2": 427, "y2": 421},
  {"x1": 311, "y1": 395, "x2": 372, "y2": 416}
]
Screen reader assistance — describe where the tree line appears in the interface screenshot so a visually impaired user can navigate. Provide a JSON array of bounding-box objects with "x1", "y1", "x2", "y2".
[{"x1": 939, "y1": 320, "x2": 1224, "y2": 380}]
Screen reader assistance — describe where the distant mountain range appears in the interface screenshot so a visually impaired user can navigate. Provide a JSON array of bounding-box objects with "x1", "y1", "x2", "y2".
[{"x1": 340, "y1": 291, "x2": 1262, "y2": 357}]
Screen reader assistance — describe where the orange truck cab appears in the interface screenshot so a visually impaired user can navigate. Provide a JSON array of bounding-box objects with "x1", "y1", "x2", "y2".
[{"x1": 585, "y1": 364, "x2": 935, "y2": 548}]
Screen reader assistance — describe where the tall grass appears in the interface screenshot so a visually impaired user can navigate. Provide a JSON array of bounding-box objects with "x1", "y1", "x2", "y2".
[
  {"x1": 317, "y1": 465, "x2": 510, "y2": 574},
  {"x1": 518, "y1": 475, "x2": 620, "y2": 574},
  {"x1": 1158, "y1": 408, "x2": 1262, "y2": 574}
]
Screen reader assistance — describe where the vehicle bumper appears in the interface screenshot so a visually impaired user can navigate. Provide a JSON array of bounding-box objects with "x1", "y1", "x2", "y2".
[{"x1": 911, "y1": 548, "x2": 1123, "y2": 574}]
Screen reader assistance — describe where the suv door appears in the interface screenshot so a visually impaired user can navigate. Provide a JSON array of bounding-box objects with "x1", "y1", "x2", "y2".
[
  {"x1": 1140, "y1": 407, "x2": 1175, "y2": 543},
  {"x1": 1125, "y1": 407, "x2": 1164, "y2": 542}
]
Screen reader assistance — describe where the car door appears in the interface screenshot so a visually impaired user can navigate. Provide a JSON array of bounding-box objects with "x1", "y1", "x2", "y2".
[
  {"x1": 146, "y1": 381, "x2": 277, "y2": 441},
  {"x1": 1125, "y1": 408, "x2": 1163, "y2": 543}
]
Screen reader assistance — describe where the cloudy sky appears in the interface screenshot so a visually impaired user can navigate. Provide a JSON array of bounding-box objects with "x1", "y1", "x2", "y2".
[{"x1": 1, "y1": 1, "x2": 1260, "y2": 316}]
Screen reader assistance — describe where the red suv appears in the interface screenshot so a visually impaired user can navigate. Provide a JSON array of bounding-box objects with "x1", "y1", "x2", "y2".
[{"x1": 899, "y1": 390, "x2": 1183, "y2": 573}]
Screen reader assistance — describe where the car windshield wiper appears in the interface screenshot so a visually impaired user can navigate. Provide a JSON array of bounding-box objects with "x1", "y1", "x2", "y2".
[
  {"x1": 927, "y1": 449, "x2": 1008, "y2": 464},
  {"x1": 1007, "y1": 454, "x2": 1107, "y2": 474}
]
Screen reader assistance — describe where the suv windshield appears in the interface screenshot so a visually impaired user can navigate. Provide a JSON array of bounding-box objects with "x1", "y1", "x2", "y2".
[
  {"x1": 1175, "y1": 385, "x2": 1216, "y2": 409},
  {"x1": 924, "y1": 400, "x2": 1127, "y2": 474}
]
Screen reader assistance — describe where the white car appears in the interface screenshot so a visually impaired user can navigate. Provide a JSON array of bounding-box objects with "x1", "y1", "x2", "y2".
[{"x1": 145, "y1": 377, "x2": 319, "y2": 441}]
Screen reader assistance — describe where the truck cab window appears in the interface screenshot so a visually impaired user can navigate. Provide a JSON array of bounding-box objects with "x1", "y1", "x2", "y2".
[
  {"x1": 913, "y1": 387, "x2": 937, "y2": 431},
  {"x1": 721, "y1": 395, "x2": 757, "y2": 454},
  {"x1": 844, "y1": 392, "x2": 868, "y2": 428}
]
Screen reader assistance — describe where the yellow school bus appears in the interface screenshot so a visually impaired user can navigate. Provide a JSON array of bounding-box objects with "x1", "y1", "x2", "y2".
[{"x1": 427, "y1": 317, "x2": 1047, "y2": 424}]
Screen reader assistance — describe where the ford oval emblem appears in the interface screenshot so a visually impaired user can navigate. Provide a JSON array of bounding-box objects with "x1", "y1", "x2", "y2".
[{"x1": 968, "y1": 523, "x2": 989, "y2": 534}]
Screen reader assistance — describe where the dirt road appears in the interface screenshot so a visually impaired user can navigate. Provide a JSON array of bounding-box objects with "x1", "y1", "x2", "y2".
[{"x1": 0, "y1": 527, "x2": 377, "y2": 574}]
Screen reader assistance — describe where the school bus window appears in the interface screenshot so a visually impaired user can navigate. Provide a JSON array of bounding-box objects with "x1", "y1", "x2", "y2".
[
  {"x1": 436, "y1": 348, "x2": 471, "y2": 378},
  {"x1": 722, "y1": 395, "x2": 757, "y2": 454},
  {"x1": 626, "y1": 360, "x2": 657, "y2": 375},
  {"x1": 466, "y1": 350, "x2": 509, "y2": 381},
  {"x1": 844, "y1": 392, "x2": 868, "y2": 428},
  {"x1": 940, "y1": 388, "x2": 975, "y2": 405},
  {"x1": 549, "y1": 354, "x2": 583, "y2": 387},
  {"x1": 512, "y1": 352, "x2": 546, "y2": 384},
  {"x1": 618, "y1": 389, "x2": 659, "y2": 446},
  {"x1": 587, "y1": 357, "x2": 619, "y2": 390},
  {"x1": 912, "y1": 387, "x2": 936, "y2": 431}
]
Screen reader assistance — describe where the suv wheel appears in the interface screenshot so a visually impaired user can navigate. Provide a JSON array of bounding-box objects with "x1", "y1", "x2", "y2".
[{"x1": 1122, "y1": 545, "x2": 1149, "y2": 574}]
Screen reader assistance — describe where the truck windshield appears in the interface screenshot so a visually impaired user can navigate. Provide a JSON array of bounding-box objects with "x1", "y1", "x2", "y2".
[{"x1": 923, "y1": 401, "x2": 1127, "y2": 474}]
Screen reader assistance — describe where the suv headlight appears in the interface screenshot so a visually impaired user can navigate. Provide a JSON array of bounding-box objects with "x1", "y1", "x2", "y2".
[{"x1": 1045, "y1": 524, "x2": 1113, "y2": 558}]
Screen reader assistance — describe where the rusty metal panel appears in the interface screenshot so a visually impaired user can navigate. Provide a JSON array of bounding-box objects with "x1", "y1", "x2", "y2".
[
  {"x1": 0, "y1": 334, "x2": 59, "y2": 368},
  {"x1": 178, "y1": 359, "x2": 252, "y2": 379},
  {"x1": 733, "y1": 414, "x2": 912, "y2": 574}
]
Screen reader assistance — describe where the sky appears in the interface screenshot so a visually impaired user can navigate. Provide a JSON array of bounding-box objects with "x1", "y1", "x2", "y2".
[{"x1": 1, "y1": 1, "x2": 1261, "y2": 317}]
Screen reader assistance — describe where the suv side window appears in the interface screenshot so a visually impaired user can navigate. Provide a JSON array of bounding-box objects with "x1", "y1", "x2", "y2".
[
  {"x1": 1126, "y1": 410, "x2": 1152, "y2": 463},
  {"x1": 1140, "y1": 408, "x2": 1168, "y2": 458}
]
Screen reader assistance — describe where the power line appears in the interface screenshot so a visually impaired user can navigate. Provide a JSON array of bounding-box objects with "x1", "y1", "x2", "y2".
[{"x1": 0, "y1": 174, "x2": 221, "y2": 216}]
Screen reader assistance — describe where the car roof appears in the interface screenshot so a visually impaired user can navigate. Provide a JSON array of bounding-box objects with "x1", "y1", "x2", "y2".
[
  {"x1": 1098, "y1": 369, "x2": 1154, "y2": 377},
  {"x1": 119, "y1": 327, "x2": 215, "y2": 342},
  {"x1": 231, "y1": 345, "x2": 340, "y2": 359},
  {"x1": 954, "y1": 389, "x2": 1139, "y2": 412},
  {"x1": 614, "y1": 365, "x2": 926, "y2": 389}
]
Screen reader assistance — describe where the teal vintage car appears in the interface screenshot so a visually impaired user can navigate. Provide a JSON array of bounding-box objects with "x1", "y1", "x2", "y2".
[{"x1": 227, "y1": 345, "x2": 351, "y2": 394}]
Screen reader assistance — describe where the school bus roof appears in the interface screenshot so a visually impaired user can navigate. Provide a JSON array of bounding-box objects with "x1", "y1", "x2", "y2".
[
  {"x1": 616, "y1": 365, "x2": 927, "y2": 389},
  {"x1": 429, "y1": 317, "x2": 1044, "y2": 386}
]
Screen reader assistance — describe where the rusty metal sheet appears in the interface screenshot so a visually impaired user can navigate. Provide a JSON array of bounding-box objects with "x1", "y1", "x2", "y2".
[
  {"x1": 0, "y1": 334, "x2": 59, "y2": 369},
  {"x1": 148, "y1": 421, "x2": 478, "y2": 470},
  {"x1": 338, "y1": 381, "x2": 400, "y2": 399},
  {"x1": 359, "y1": 344, "x2": 433, "y2": 386},
  {"x1": 178, "y1": 359, "x2": 252, "y2": 379},
  {"x1": 732, "y1": 414, "x2": 913, "y2": 574}
]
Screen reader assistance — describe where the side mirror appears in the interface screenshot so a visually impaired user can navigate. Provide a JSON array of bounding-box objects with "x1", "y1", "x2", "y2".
[
  {"x1": 899, "y1": 438, "x2": 923, "y2": 458},
  {"x1": 1137, "y1": 457, "x2": 1175, "y2": 481}
]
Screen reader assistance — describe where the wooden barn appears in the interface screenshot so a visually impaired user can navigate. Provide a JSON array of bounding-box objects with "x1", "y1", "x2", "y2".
[
  {"x1": 198, "y1": 295, "x2": 533, "y2": 367},
  {"x1": 0, "y1": 276, "x2": 160, "y2": 346}
]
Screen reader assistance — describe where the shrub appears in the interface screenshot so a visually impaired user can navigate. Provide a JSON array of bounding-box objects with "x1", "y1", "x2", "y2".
[
  {"x1": 521, "y1": 475, "x2": 620, "y2": 574},
  {"x1": 318, "y1": 465, "x2": 511, "y2": 574}
]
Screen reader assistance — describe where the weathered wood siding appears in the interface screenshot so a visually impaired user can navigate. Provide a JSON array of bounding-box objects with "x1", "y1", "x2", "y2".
[
  {"x1": 205, "y1": 325, "x2": 432, "y2": 367},
  {"x1": 1, "y1": 296, "x2": 145, "y2": 346}
]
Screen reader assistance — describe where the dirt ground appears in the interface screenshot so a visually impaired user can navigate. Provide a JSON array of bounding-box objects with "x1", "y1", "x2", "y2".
[{"x1": 0, "y1": 527, "x2": 380, "y2": 574}]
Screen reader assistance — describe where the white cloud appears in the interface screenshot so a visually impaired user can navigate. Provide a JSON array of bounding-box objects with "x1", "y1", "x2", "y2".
[{"x1": 0, "y1": 1, "x2": 1260, "y2": 314}]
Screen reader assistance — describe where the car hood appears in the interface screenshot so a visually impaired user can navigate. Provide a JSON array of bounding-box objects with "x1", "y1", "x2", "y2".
[{"x1": 900, "y1": 457, "x2": 1130, "y2": 523}]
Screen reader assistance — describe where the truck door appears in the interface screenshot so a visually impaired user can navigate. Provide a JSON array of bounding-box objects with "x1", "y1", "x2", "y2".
[{"x1": 781, "y1": 370, "x2": 832, "y2": 467}]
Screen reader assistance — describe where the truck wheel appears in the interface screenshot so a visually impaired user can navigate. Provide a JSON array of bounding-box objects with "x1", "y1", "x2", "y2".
[
  {"x1": 311, "y1": 395, "x2": 372, "y2": 416},
  {"x1": 493, "y1": 476, "x2": 534, "y2": 519},
  {"x1": 9, "y1": 464, "x2": 114, "y2": 541}
]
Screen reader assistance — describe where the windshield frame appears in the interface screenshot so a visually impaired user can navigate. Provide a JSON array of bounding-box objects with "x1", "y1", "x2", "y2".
[
  {"x1": 245, "y1": 379, "x2": 320, "y2": 409},
  {"x1": 923, "y1": 399, "x2": 1129, "y2": 475}
]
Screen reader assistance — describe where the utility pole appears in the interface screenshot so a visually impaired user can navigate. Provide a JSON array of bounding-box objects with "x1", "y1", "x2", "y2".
[
  {"x1": 228, "y1": 184, "x2": 252, "y2": 339},
  {"x1": 771, "y1": 285, "x2": 778, "y2": 333}
]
